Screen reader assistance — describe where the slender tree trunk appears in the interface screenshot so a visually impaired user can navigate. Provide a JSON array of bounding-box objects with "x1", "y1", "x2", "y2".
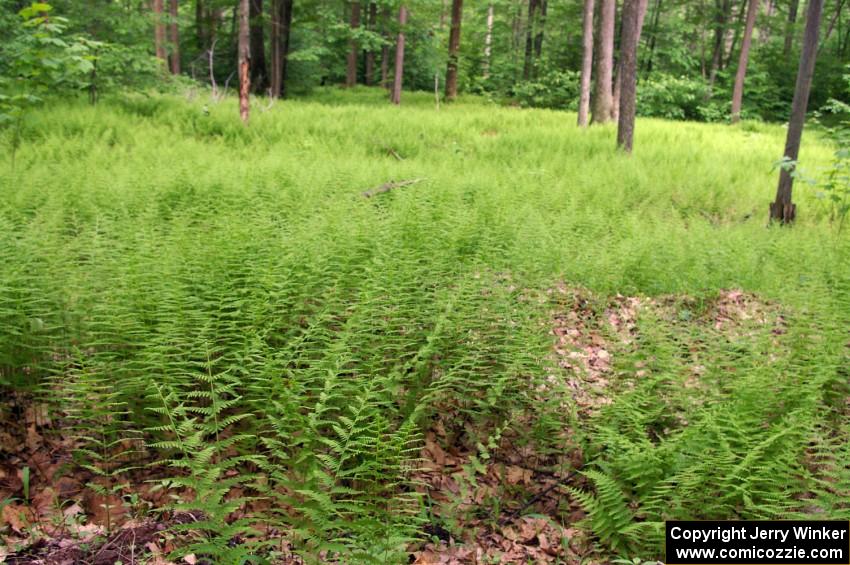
[
  {"x1": 617, "y1": 0, "x2": 641, "y2": 152},
  {"x1": 706, "y1": 0, "x2": 731, "y2": 97},
  {"x1": 270, "y1": 0, "x2": 282, "y2": 96},
  {"x1": 784, "y1": 0, "x2": 799, "y2": 57},
  {"x1": 730, "y1": 0, "x2": 759, "y2": 123},
  {"x1": 591, "y1": 0, "x2": 616, "y2": 123},
  {"x1": 725, "y1": 0, "x2": 748, "y2": 68},
  {"x1": 347, "y1": 2, "x2": 360, "y2": 87},
  {"x1": 391, "y1": 5, "x2": 407, "y2": 104},
  {"x1": 238, "y1": 0, "x2": 251, "y2": 123},
  {"x1": 820, "y1": 0, "x2": 847, "y2": 48},
  {"x1": 643, "y1": 0, "x2": 662, "y2": 73},
  {"x1": 153, "y1": 0, "x2": 167, "y2": 63},
  {"x1": 483, "y1": 3, "x2": 494, "y2": 78},
  {"x1": 169, "y1": 0, "x2": 180, "y2": 74},
  {"x1": 578, "y1": 0, "x2": 595, "y2": 127},
  {"x1": 534, "y1": 0, "x2": 548, "y2": 62},
  {"x1": 445, "y1": 0, "x2": 463, "y2": 100},
  {"x1": 771, "y1": 0, "x2": 824, "y2": 223},
  {"x1": 249, "y1": 0, "x2": 267, "y2": 92},
  {"x1": 365, "y1": 2, "x2": 377, "y2": 85},
  {"x1": 196, "y1": 0, "x2": 205, "y2": 49},
  {"x1": 280, "y1": 0, "x2": 293, "y2": 95},
  {"x1": 523, "y1": 0, "x2": 538, "y2": 80},
  {"x1": 381, "y1": 6, "x2": 390, "y2": 89}
]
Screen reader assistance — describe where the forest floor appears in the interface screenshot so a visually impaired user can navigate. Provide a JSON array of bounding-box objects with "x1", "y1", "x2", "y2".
[{"x1": 1, "y1": 87, "x2": 848, "y2": 564}]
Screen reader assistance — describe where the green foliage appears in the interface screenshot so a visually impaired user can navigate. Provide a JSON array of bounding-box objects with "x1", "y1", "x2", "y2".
[
  {"x1": 512, "y1": 70, "x2": 580, "y2": 110},
  {"x1": 636, "y1": 74, "x2": 706, "y2": 121}
]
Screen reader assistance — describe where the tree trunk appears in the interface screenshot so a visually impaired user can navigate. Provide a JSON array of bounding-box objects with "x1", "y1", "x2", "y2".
[
  {"x1": 270, "y1": 0, "x2": 282, "y2": 97},
  {"x1": 483, "y1": 3, "x2": 494, "y2": 79},
  {"x1": 612, "y1": 0, "x2": 647, "y2": 122},
  {"x1": 153, "y1": 0, "x2": 167, "y2": 63},
  {"x1": 643, "y1": 0, "x2": 662, "y2": 73},
  {"x1": 784, "y1": 0, "x2": 799, "y2": 57},
  {"x1": 617, "y1": 0, "x2": 641, "y2": 152},
  {"x1": 347, "y1": 2, "x2": 360, "y2": 87},
  {"x1": 578, "y1": 0, "x2": 595, "y2": 127},
  {"x1": 249, "y1": 0, "x2": 268, "y2": 93},
  {"x1": 381, "y1": 6, "x2": 390, "y2": 89},
  {"x1": 196, "y1": 0, "x2": 205, "y2": 49},
  {"x1": 591, "y1": 0, "x2": 616, "y2": 123},
  {"x1": 725, "y1": 0, "x2": 748, "y2": 68},
  {"x1": 534, "y1": 0, "x2": 548, "y2": 61},
  {"x1": 771, "y1": 0, "x2": 823, "y2": 223},
  {"x1": 730, "y1": 0, "x2": 759, "y2": 123},
  {"x1": 169, "y1": 0, "x2": 180, "y2": 74},
  {"x1": 238, "y1": 0, "x2": 251, "y2": 123},
  {"x1": 391, "y1": 5, "x2": 407, "y2": 104},
  {"x1": 706, "y1": 0, "x2": 731, "y2": 96},
  {"x1": 365, "y1": 2, "x2": 377, "y2": 85},
  {"x1": 445, "y1": 0, "x2": 463, "y2": 100},
  {"x1": 523, "y1": 0, "x2": 538, "y2": 80},
  {"x1": 820, "y1": 0, "x2": 847, "y2": 48}
]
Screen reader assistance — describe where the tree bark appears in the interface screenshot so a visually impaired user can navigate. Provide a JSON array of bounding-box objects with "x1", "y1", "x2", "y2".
[
  {"x1": 591, "y1": 0, "x2": 616, "y2": 123},
  {"x1": 238, "y1": 0, "x2": 251, "y2": 124},
  {"x1": 365, "y1": 2, "x2": 377, "y2": 85},
  {"x1": 270, "y1": 0, "x2": 291, "y2": 97},
  {"x1": 153, "y1": 0, "x2": 167, "y2": 63},
  {"x1": 706, "y1": 0, "x2": 731, "y2": 97},
  {"x1": 784, "y1": 0, "x2": 799, "y2": 57},
  {"x1": 578, "y1": 0, "x2": 595, "y2": 127},
  {"x1": 612, "y1": 0, "x2": 648, "y2": 122},
  {"x1": 347, "y1": 2, "x2": 361, "y2": 87},
  {"x1": 381, "y1": 6, "x2": 390, "y2": 89},
  {"x1": 249, "y1": 0, "x2": 268, "y2": 92},
  {"x1": 534, "y1": 0, "x2": 548, "y2": 61},
  {"x1": 725, "y1": 0, "x2": 748, "y2": 68},
  {"x1": 617, "y1": 0, "x2": 641, "y2": 152},
  {"x1": 169, "y1": 0, "x2": 180, "y2": 74},
  {"x1": 523, "y1": 0, "x2": 538, "y2": 80},
  {"x1": 391, "y1": 5, "x2": 407, "y2": 104},
  {"x1": 730, "y1": 0, "x2": 759, "y2": 123},
  {"x1": 771, "y1": 0, "x2": 823, "y2": 223},
  {"x1": 483, "y1": 3, "x2": 494, "y2": 78},
  {"x1": 643, "y1": 0, "x2": 662, "y2": 73},
  {"x1": 820, "y1": 0, "x2": 847, "y2": 48},
  {"x1": 445, "y1": 0, "x2": 463, "y2": 100}
]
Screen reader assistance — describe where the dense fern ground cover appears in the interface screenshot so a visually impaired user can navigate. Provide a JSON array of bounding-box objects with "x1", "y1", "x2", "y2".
[{"x1": 1, "y1": 88, "x2": 849, "y2": 563}]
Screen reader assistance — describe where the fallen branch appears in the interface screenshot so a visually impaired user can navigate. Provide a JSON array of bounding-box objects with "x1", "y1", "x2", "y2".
[{"x1": 362, "y1": 178, "x2": 426, "y2": 198}]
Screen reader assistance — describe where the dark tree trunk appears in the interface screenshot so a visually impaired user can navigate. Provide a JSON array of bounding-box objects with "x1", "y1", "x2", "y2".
[
  {"x1": 169, "y1": 0, "x2": 180, "y2": 74},
  {"x1": 613, "y1": 0, "x2": 647, "y2": 122},
  {"x1": 154, "y1": 0, "x2": 167, "y2": 63},
  {"x1": 706, "y1": 0, "x2": 731, "y2": 97},
  {"x1": 391, "y1": 5, "x2": 407, "y2": 104},
  {"x1": 617, "y1": 0, "x2": 641, "y2": 152},
  {"x1": 533, "y1": 0, "x2": 548, "y2": 61},
  {"x1": 643, "y1": 0, "x2": 662, "y2": 73},
  {"x1": 784, "y1": 0, "x2": 799, "y2": 57},
  {"x1": 365, "y1": 2, "x2": 377, "y2": 85},
  {"x1": 578, "y1": 0, "x2": 595, "y2": 127},
  {"x1": 381, "y1": 6, "x2": 390, "y2": 89},
  {"x1": 523, "y1": 0, "x2": 538, "y2": 80},
  {"x1": 271, "y1": 0, "x2": 293, "y2": 97},
  {"x1": 730, "y1": 0, "x2": 759, "y2": 122},
  {"x1": 346, "y1": 2, "x2": 360, "y2": 87},
  {"x1": 445, "y1": 0, "x2": 463, "y2": 100},
  {"x1": 771, "y1": 0, "x2": 824, "y2": 223},
  {"x1": 238, "y1": 0, "x2": 251, "y2": 123},
  {"x1": 249, "y1": 0, "x2": 268, "y2": 92},
  {"x1": 591, "y1": 0, "x2": 616, "y2": 123},
  {"x1": 196, "y1": 0, "x2": 206, "y2": 49}
]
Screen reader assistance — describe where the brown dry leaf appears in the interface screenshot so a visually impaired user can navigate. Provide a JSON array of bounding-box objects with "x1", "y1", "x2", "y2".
[
  {"x1": 25, "y1": 426, "x2": 42, "y2": 451},
  {"x1": 183, "y1": 553, "x2": 198, "y2": 564},
  {"x1": 2, "y1": 503, "x2": 31, "y2": 533}
]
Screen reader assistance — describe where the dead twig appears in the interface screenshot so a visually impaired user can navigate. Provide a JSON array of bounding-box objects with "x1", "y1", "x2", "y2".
[{"x1": 362, "y1": 178, "x2": 426, "y2": 198}]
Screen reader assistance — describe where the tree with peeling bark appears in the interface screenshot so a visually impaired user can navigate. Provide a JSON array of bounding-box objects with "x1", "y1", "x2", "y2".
[
  {"x1": 617, "y1": 0, "x2": 641, "y2": 152},
  {"x1": 591, "y1": 0, "x2": 616, "y2": 124},
  {"x1": 169, "y1": 0, "x2": 180, "y2": 74},
  {"x1": 730, "y1": 0, "x2": 759, "y2": 123},
  {"x1": 238, "y1": 0, "x2": 251, "y2": 124},
  {"x1": 391, "y1": 5, "x2": 407, "y2": 104},
  {"x1": 445, "y1": 0, "x2": 463, "y2": 101},
  {"x1": 578, "y1": 0, "x2": 595, "y2": 127},
  {"x1": 347, "y1": 2, "x2": 361, "y2": 87},
  {"x1": 771, "y1": 0, "x2": 825, "y2": 223}
]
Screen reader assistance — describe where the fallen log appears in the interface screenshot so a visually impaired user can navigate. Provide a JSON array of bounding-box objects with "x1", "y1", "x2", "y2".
[{"x1": 361, "y1": 178, "x2": 426, "y2": 198}]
